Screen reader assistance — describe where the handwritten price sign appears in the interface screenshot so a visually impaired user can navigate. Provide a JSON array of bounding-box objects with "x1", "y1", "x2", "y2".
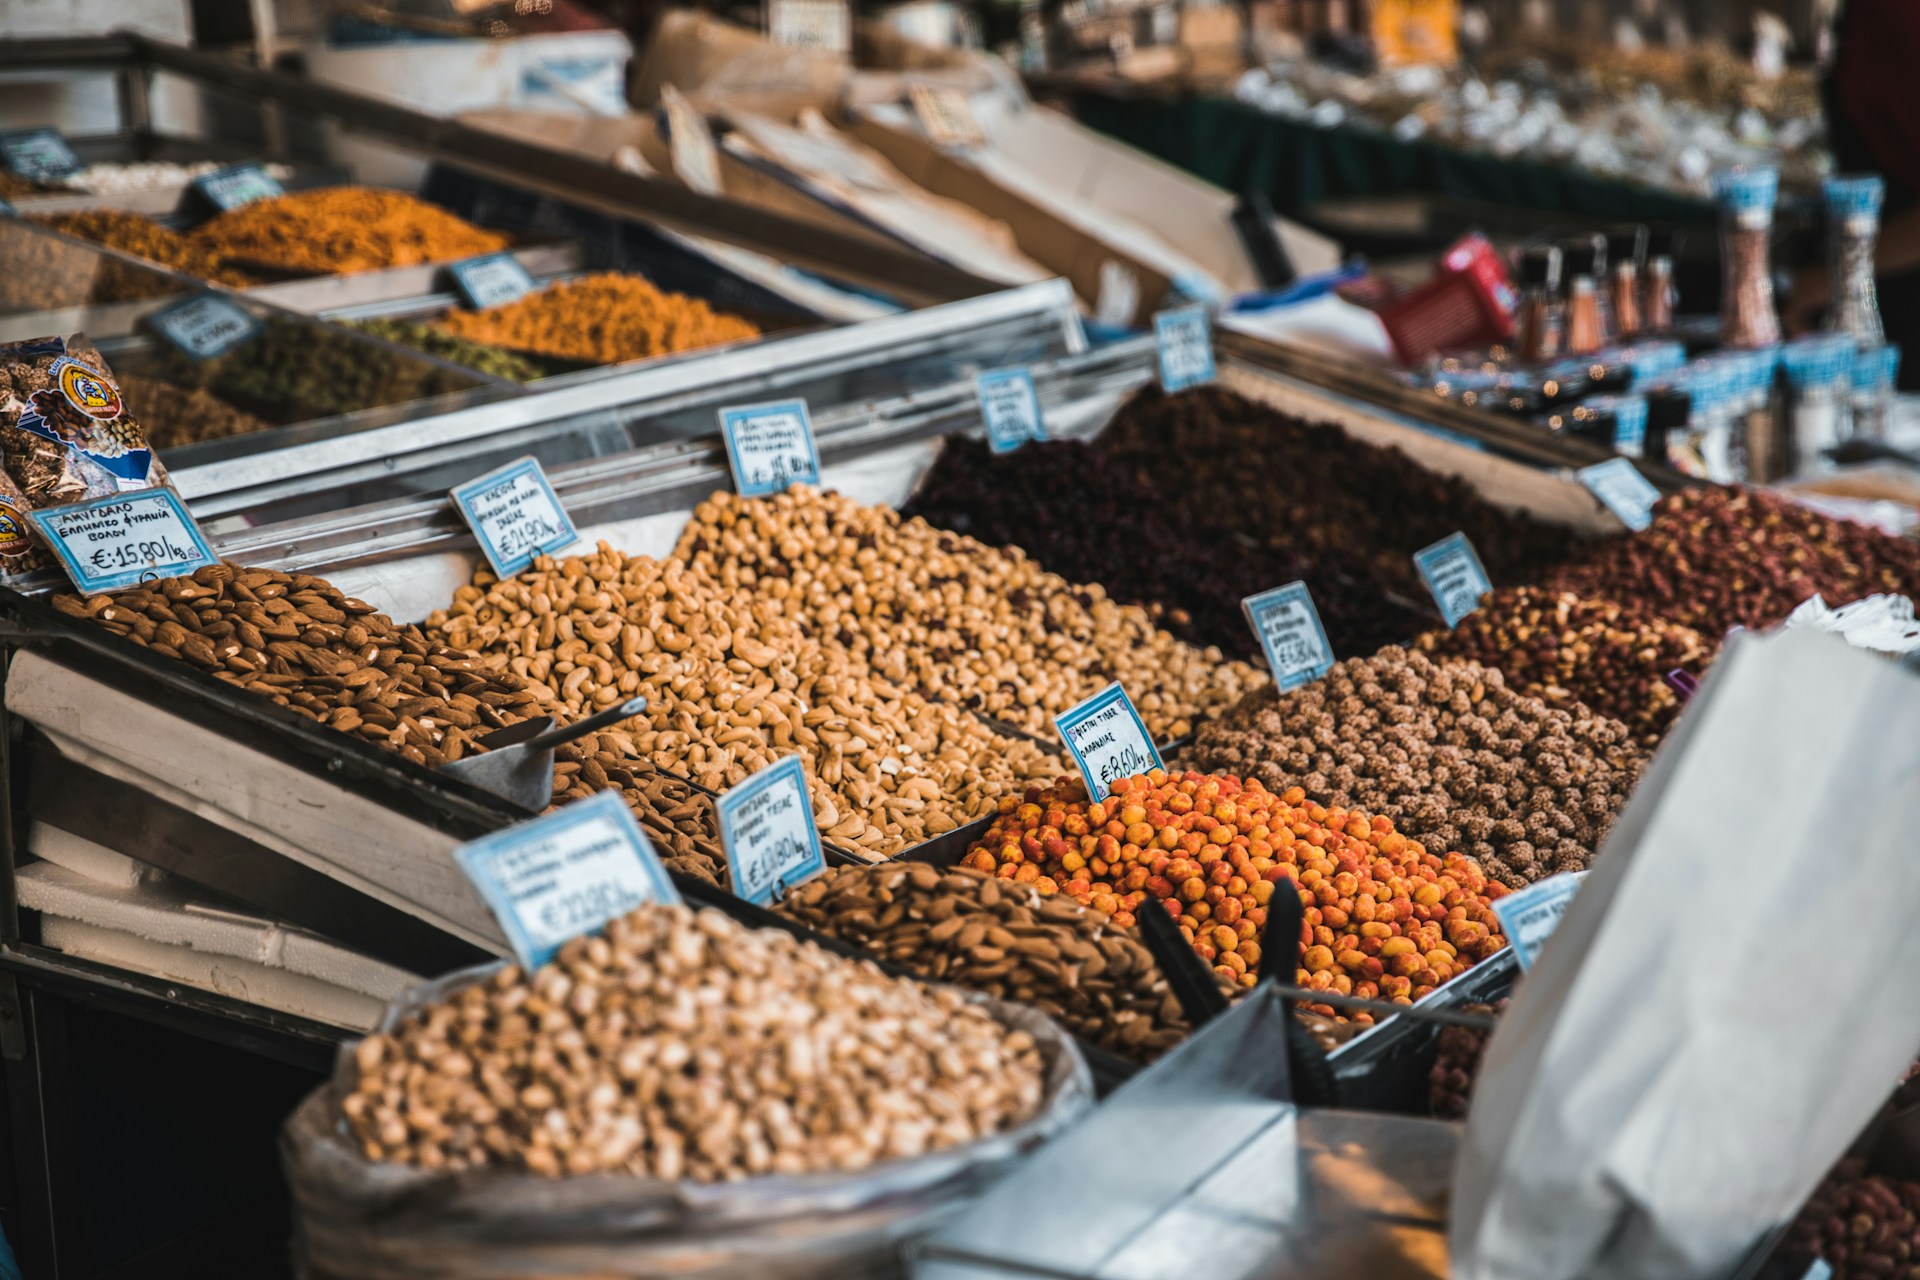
[
  {"x1": 720, "y1": 399, "x2": 821, "y2": 497},
  {"x1": 720, "y1": 755, "x2": 826, "y2": 906},
  {"x1": 1054, "y1": 682, "x2": 1164, "y2": 798},
  {"x1": 451, "y1": 456, "x2": 579, "y2": 579},
  {"x1": 34, "y1": 489, "x2": 218, "y2": 596}
]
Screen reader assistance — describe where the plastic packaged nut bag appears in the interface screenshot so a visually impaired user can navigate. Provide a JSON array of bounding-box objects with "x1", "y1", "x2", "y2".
[{"x1": 0, "y1": 334, "x2": 171, "y2": 573}]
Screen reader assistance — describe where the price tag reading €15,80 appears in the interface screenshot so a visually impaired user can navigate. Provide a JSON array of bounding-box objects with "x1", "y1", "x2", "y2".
[
  {"x1": 0, "y1": 127, "x2": 80, "y2": 181},
  {"x1": 720, "y1": 399, "x2": 821, "y2": 497},
  {"x1": 976, "y1": 367, "x2": 1045, "y2": 454},
  {"x1": 455, "y1": 790, "x2": 680, "y2": 971},
  {"x1": 148, "y1": 293, "x2": 263, "y2": 362},
  {"x1": 1413, "y1": 531, "x2": 1492, "y2": 629},
  {"x1": 192, "y1": 163, "x2": 284, "y2": 212},
  {"x1": 448, "y1": 251, "x2": 537, "y2": 312},
  {"x1": 451, "y1": 456, "x2": 579, "y2": 580},
  {"x1": 1488, "y1": 870, "x2": 1586, "y2": 972},
  {"x1": 1154, "y1": 305, "x2": 1216, "y2": 392},
  {"x1": 34, "y1": 489, "x2": 219, "y2": 596},
  {"x1": 1241, "y1": 581, "x2": 1335, "y2": 691},
  {"x1": 1577, "y1": 457, "x2": 1662, "y2": 532},
  {"x1": 720, "y1": 754, "x2": 826, "y2": 907},
  {"x1": 1054, "y1": 682, "x2": 1164, "y2": 798}
]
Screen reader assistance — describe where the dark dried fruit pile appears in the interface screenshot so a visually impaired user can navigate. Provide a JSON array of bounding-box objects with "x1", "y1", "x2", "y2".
[
  {"x1": 1781, "y1": 1158, "x2": 1920, "y2": 1279},
  {"x1": 900, "y1": 435, "x2": 1429, "y2": 661},
  {"x1": 1547, "y1": 486, "x2": 1920, "y2": 639},
  {"x1": 1429, "y1": 998, "x2": 1508, "y2": 1119},
  {"x1": 1098, "y1": 386, "x2": 1579, "y2": 596}
]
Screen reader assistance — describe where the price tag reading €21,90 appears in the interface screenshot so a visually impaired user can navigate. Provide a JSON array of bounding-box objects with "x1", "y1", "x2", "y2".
[
  {"x1": 148, "y1": 293, "x2": 263, "y2": 362},
  {"x1": 976, "y1": 367, "x2": 1046, "y2": 454},
  {"x1": 455, "y1": 790, "x2": 680, "y2": 971},
  {"x1": 720, "y1": 399, "x2": 821, "y2": 497},
  {"x1": 34, "y1": 489, "x2": 219, "y2": 597},
  {"x1": 1413, "y1": 531, "x2": 1492, "y2": 629},
  {"x1": 1054, "y1": 682, "x2": 1164, "y2": 798},
  {"x1": 1241, "y1": 581, "x2": 1335, "y2": 691},
  {"x1": 192, "y1": 163, "x2": 284, "y2": 212},
  {"x1": 1489, "y1": 870, "x2": 1587, "y2": 971},
  {"x1": 451, "y1": 456, "x2": 579, "y2": 580},
  {"x1": 1577, "y1": 457, "x2": 1662, "y2": 532},
  {"x1": 720, "y1": 754, "x2": 826, "y2": 907},
  {"x1": 1154, "y1": 305, "x2": 1216, "y2": 393},
  {"x1": 448, "y1": 251, "x2": 537, "y2": 312}
]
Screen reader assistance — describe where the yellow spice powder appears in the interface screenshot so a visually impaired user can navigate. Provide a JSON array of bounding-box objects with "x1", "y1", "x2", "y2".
[
  {"x1": 191, "y1": 186, "x2": 508, "y2": 276},
  {"x1": 435, "y1": 272, "x2": 761, "y2": 365}
]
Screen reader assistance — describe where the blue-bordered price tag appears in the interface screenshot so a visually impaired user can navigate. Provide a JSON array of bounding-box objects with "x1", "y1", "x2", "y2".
[
  {"x1": 0, "y1": 128, "x2": 79, "y2": 181},
  {"x1": 719, "y1": 398, "x2": 820, "y2": 497},
  {"x1": 1489, "y1": 870, "x2": 1586, "y2": 971},
  {"x1": 448, "y1": 251, "x2": 537, "y2": 311},
  {"x1": 148, "y1": 293, "x2": 263, "y2": 361},
  {"x1": 1577, "y1": 457, "x2": 1662, "y2": 532},
  {"x1": 1154, "y1": 305, "x2": 1216, "y2": 392},
  {"x1": 1054, "y1": 682, "x2": 1164, "y2": 798},
  {"x1": 450, "y1": 456, "x2": 578, "y2": 580},
  {"x1": 192, "y1": 163, "x2": 283, "y2": 211},
  {"x1": 455, "y1": 790, "x2": 679, "y2": 971},
  {"x1": 977, "y1": 367, "x2": 1045, "y2": 454},
  {"x1": 1241, "y1": 581, "x2": 1334, "y2": 691},
  {"x1": 1413, "y1": 531, "x2": 1491, "y2": 628},
  {"x1": 720, "y1": 754, "x2": 826, "y2": 907},
  {"x1": 34, "y1": 489, "x2": 218, "y2": 596}
]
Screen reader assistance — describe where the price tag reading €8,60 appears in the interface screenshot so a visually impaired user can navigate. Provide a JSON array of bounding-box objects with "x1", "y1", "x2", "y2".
[
  {"x1": 451, "y1": 456, "x2": 579, "y2": 580},
  {"x1": 34, "y1": 489, "x2": 219, "y2": 596},
  {"x1": 1154, "y1": 305, "x2": 1216, "y2": 392},
  {"x1": 192, "y1": 163, "x2": 284, "y2": 212},
  {"x1": 455, "y1": 790, "x2": 680, "y2": 971},
  {"x1": 976, "y1": 367, "x2": 1045, "y2": 454},
  {"x1": 720, "y1": 754, "x2": 826, "y2": 907},
  {"x1": 1413, "y1": 531, "x2": 1492, "y2": 629},
  {"x1": 148, "y1": 293, "x2": 263, "y2": 362},
  {"x1": 1054, "y1": 682, "x2": 1164, "y2": 798},
  {"x1": 1488, "y1": 870, "x2": 1586, "y2": 971},
  {"x1": 1242, "y1": 581, "x2": 1335, "y2": 691},
  {"x1": 1577, "y1": 457, "x2": 1662, "y2": 532},
  {"x1": 448, "y1": 251, "x2": 537, "y2": 312},
  {"x1": 720, "y1": 398, "x2": 821, "y2": 497}
]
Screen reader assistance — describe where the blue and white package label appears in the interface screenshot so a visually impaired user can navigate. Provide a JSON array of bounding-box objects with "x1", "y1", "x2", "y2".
[
  {"x1": 720, "y1": 754, "x2": 826, "y2": 907},
  {"x1": 192, "y1": 163, "x2": 283, "y2": 211},
  {"x1": 1412, "y1": 531, "x2": 1492, "y2": 628},
  {"x1": 1154, "y1": 305, "x2": 1216, "y2": 392},
  {"x1": 450, "y1": 456, "x2": 579, "y2": 580},
  {"x1": 720, "y1": 399, "x2": 821, "y2": 497},
  {"x1": 976, "y1": 367, "x2": 1045, "y2": 453},
  {"x1": 148, "y1": 294, "x2": 263, "y2": 361},
  {"x1": 34, "y1": 489, "x2": 218, "y2": 596},
  {"x1": 1054, "y1": 682, "x2": 1164, "y2": 798},
  {"x1": 1577, "y1": 457, "x2": 1662, "y2": 532},
  {"x1": 0, "y1": 128, "x2": 79, "y2": 180},
  {"x1": 448, "y1": 251, "x2": 537, "y2": 311},
  {"x1": 454, "y1": 791, "x2": 679, "y2": 971},
  {"x1": 1489, "y1": 870, "x2": 1586, "y2": 971},
  {"x1": 1241, "y1": 581, "x2": 1334, "y2": 691}
]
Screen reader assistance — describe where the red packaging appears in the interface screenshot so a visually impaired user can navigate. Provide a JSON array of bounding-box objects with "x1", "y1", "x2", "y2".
[{"x1": 1379, "y1": 234, "x2": 1519, "y2": 363}]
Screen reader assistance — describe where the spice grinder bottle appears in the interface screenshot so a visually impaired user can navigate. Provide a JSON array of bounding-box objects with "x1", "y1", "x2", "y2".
[
  {"x1": 1515, "y1": 244, "x2": 1563, "y2": 364},
  {"x1": 1823, "y1": 174, "x2": 1886, "y2": 348},
  {"x1": 1606, "y1": 224, "x2": 1648, "y2": 339},
  {"x1": 1712, "y1": 167, "x2": 1783, "y2": 350},
  {"x1": 1561, "y1": 235, "x2": 1606, "y2": 357},
  {"x1": 1643, "y1": 226, "x2": 1680, "y2": 332},
  {"x1": 1851, "y1": 344, "x2": 1902, "y2": 440},
  {"x1": 1782, "y1": 334, "x2": 1858, "y2": 475}
]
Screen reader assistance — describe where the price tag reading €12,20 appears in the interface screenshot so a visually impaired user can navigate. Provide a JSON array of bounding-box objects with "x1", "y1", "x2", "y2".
[
  {"x1": 1488, "y1": 870, "x2": 1586, "y2": 972},
  {"x1": 451, "y1": 456, "x2": 579, "y2": 580},
  {"x1": 1054, "y1": 682, "x2": 1164, "y2": 798},
  {"x1": 448, "y1": 251, "x2": 537, "y2": 312},
  {"x1": 720, "y1": 398, "x2": 821, "y2": 497},
  {"x1": 1577, "y1": 457, "x2": 1662, "y2": 532},
  {"x1": 34, "y1": 489, "x2": 219, "y2": 597},
  {"x1": 1413, "y1": 531, "x2": 1492, "y2": 629},
  {"x1": 1241, "y1": 581, "x2": 1335, "y2": 691},
  {"x1": 720, "y1": 754, "x2": 826, "y2": 908},
  {"x1": 0, "y1": 127, "x2": 80, "y2": 181},
  {"x1": 976, "y1": 367, "x2": 1045, "y2": 454},
  {"x1": 455, "y1": 790, "x2": 680, "y2": 971},
  {"x1": 192, "y1": 163, "x2": 284, "y2": 212},
  {"x1": 148, "y1": 293, "x2": 263, "y2": 362},
  {"x1": 1154, "y1": 305, "x2": 1216, "y2": 393}
]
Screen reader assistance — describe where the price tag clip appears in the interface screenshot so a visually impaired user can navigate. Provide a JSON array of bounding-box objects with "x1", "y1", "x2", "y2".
[
  {"x1": 1054, "y1": 682, "x2": 1164, "y2": 799},
  {"x1": 719, "y1": 398, "x2": 821, "y2": 497},
  {"x1": 1488, "y1": 870, "x2": 1586, "y2": 971},
  {"x1": 34, "y1": 489, "x2": 218, "y2": 596},
  {"x1": 1154, "y1": 305, "x2": 1216, "y2": 392},
  {"x1": 147, "y1": 293, "x2": 263, "y2": 362},
  {"x1": 976, "y1": 367, "x2": 1046, "y2": 454},
  {"x1": 0, "y1": 127, "x2": 80, "y2": 181},
  {"x1": 1241, "y1": 581, "x2": 1335, "y2": 691},
  {"x1": 450, "y1": 455, "x2": 579, "y2": 580},
  {"x1": 720, "y1": 754, "x2": 826, "y2": 907},
  {"x1": 192, "y1": 163, "x2": 284, "y2": 212},
  {"x1": 1412, "y1": 531, "x2": 1491, "y2": 629},
  {"x1": 448, "y1": 251, "x2": 537, "y2": 312},
  {"x1": 1577, "y1": 457, "x2": 1662, "y2": 532}
]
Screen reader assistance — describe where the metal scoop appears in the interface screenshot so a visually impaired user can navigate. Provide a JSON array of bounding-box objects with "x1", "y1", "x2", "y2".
[{"x1": 439, "y1": 696, "x2": 647, "y2": 810}]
